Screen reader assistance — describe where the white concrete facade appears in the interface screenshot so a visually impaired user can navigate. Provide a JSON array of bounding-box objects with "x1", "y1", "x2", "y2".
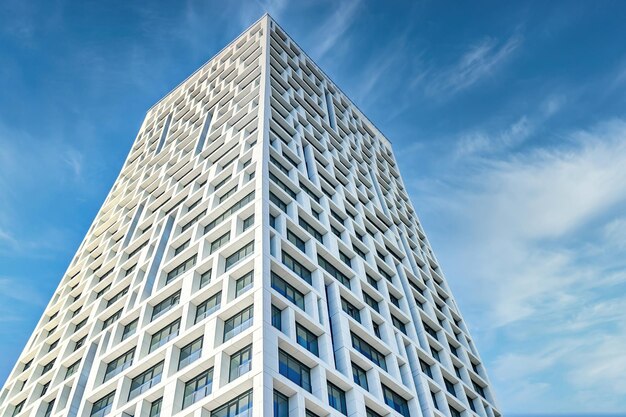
[{"x1": 0, "y1": 15, "x2": 501, "y2": 417}]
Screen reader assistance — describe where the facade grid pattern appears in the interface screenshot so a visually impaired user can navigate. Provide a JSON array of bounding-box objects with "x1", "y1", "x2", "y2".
[{"x1": 0, "y1": 15, "x2": 500, "y2": 417}]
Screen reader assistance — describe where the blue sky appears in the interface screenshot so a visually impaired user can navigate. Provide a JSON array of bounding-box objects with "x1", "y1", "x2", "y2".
[{"x1": 1, "y1": 0, "x2": 626, "y2": 414}]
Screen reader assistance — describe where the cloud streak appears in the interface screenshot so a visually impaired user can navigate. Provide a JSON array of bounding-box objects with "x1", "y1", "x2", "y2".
[
  {"x1": 424, "y1": 34, "x2": 522, "y2": 99},
  {"x1": 411, "y1": 118, "x2": 626, "y2": 412},
  {"x1": 309, "y1": 0, "x2": 362, "y2": 60}
]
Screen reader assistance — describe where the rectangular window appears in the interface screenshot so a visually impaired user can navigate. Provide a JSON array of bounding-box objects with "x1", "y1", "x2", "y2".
[
  {"x1": 149, "y1": 397, "x2": 162, "y2": 417},
  {"x1": 242, "y1": 214, "x2": 254, "y2": 231},
  {"x1": 327, "y1": 382, "x2": 347, "y2": 415},
  {"x1": 126, "y1": 240, "x2": 148, "y2": 259},
  {"x1": 269, "y1": 171, "x2": 297, "y2": 199},
  {"x1": 379, "y1": 268, "x2": 394, "y2": 283},
  {"x1": 103, "y1": 309, "x2": 122, "y2": 329},
  {"x1": 179, "y1": 336, "x2": 203, "y2": 370},
  {"x1": 42, "y1": 360, "x2": 55, "y2": 375},
  {"x1": 125, "y1": 264, "x2": 136, "y2": 276},
  {"x1": 66, "y1": 360, "x2": 80, "y2": 378},
  {"x1": 96, "y1": 284, "x2": 111, "y2": 299},
  {"x1": 363, "y1": 292, "x2": 379, "y2": 313},
  {"x1": 367, "y1": 275, "x2": 378, "y2": 289},
  {"x1": 229, "y1": 344, "x2": 252, "y2": 382},
  {"x1": 235, "y1": 271, "x2": 254, "y2": 297},
  {"x1": 449, "y1": 406, "x2": 462, "y2": 417},
  {"x1": 341, "y1": 298, "x2": 361, "y2": 323},
  {"x1": 469, "y1": 397, "x2": 478, "y2": 413},
  {"x1": 472, "y1": 380, "x2": 486, "y2": 398},
  {"x1": 225, "y1": 242, "x2": 254, "y2": 271},
  {"x1": 286, "y1": 230, "x2": 306, "y2": 252},
  {"x1": 223, "y1": 305, "x2": 253, "y2": 342},
  {"x1": 317, "y1": 255, "x2": 350, "y2": 289},
  {"x1": 296, "y1": 324, "x2": 318, "y2": 356},
  {"x1": 12, "y1": 400, "x2": 25, "y2": 417},
  {"x1": 420, "y1": 359, "x2": 433, "y2": 379},
  {"x1": 210, "y1": 389, "x2": 252, "y2": 417},
  {"x1": 213, "y1": 174, "x2": 232, "y2": 192},
  {"x1": 270, "y1": 155, "x2": 290, "y2": 175},
  {"x1": 382, "y1": 385, "x2": 410, "y2": 417},
  {"x1": 273, "y1": 390, "x2": 289, "y2": 417},
  {"x1": 373, "y1": 322, "x2": 381, "y2": 339},
  {"x1": 183, "y1": 368, "x2": 214, "y2": 408},
  {"x1": 151, "y1": 291, "x2": 181, "y2": 320},
  {"x1": 339, "y1": 251, "x2": 351, "y2": 267},
  {"x1": 219, "y1": 186, "x2": 238, "y2": 204},
  {"x1": 104, "y1": 348, "x2": 134, "y2": 382},
  {"x1": 204, "y1": 192, "x2": 255, "y2": 234},
  {"x1": 444, "y1": 378, "x2": 456, "y2": 397},
  {"x1": 282, "y1": 251, "x2": 311, "y2": 284},
  {"x1": 74, "y1": 336, "x2": 86, "y2": 351},
  {"x1": 44, "y1": 401, "x2": 54, "y2": 417},
  {"x1": 389, "y1": 293, "x2": 401, "y2": 309},
  {"x1": 181, "y1": 209, "x2": 207, "y2": 233},
  {"x1": 200, "y1": 269, "x2": 212, "y2": 288},
  {"x1": 149, "y1": 319, "x2": 180, "y2": 353},
  {"x1": 366, "y1": 408, "x2": 383, "y2": 417},
  {"x1": 90, "y1": 392, "x2": 115, "y2": 417},
  {"x1": 450, "y1": 344, "x2": 458, "y2": 357},
  {"x1": 269, "y1": 192, "x2": 288, "y2": 212},
  {"x1": 352, "y1": 362, "x2": 368, "y2": 390},
  {"x1": 174, "y1": 239, "x2": 190, "y2": 256},
  {"x1": 128, "y1": 361, "x2": 164, "y2": 400},
  {"x1": 48, "y1": 339, "x2": 58, "y2": 352},
  {"x1": 210, "y1": 232, "x2": 230, "y2": 254},
  {"x1": 278, "y1": 349, "x2": 311, "y2": 392},
  {"x1": 351, "y1": 332, "x2": 387, "y2": 371},
  {"x1": 431, "y1": 346, "x2": 441, "y2": 362},
  {"x1": 431, "y1": 391, "x2": 439, "y2": 410},
  {"x1": 75, "y1": 318, "x2": 87, "y2": 332},
  {"x1": 122, "y1": 319, "x2": 138, "y2": 341},
  {"x1": 166, "y1": 255, "x2": 197, "y2": 284},
  {"x1": 300, "y1": 183, "x2": 320, "y2": 204},
  {"x1": 392, "y1": 315, "x2": 407, "y2": 335},
  {"x1": 187, "y1": 198, "x2": 201, "y2": 212},
  {"x1": 353, "y1": 244, "x2": 367, "y2": 259},
  {"x1": 195, "y1": 293, "x2": 221, "y2": 324},
  {"x1": 298, "y1": 218, "x2": 323, "y2": 243},
  {"x1": 106, "y1": 286, "x2": 129, "y2": 307},
  {"x1": 271, "y1": 305, "x2": 282, "y2": 330},
  {"x1": 271, "y1": 273, "x2": 305, "y2": 310}
]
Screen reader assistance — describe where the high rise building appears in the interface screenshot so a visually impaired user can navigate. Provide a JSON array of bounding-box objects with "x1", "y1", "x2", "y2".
[{"x1": 0, "y1": 15, "x2": 500, "y2": 417}]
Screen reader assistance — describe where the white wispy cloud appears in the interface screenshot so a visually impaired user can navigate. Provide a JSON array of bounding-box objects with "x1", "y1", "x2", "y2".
[
  {"x1": 424, "y1": 34, "x2": 522, "y2": 99},
  {"x1": 455, "y1": 95, "x2": 565, "y2": 158},
  {"x1": 309, "y1": 0, "x2": 362, "y2": 60},
  {"x1": 603, "y1": 217, "x2": 626, "y2": 249},
  {"x1": 0, "y1": 123, "x2": 87, "y2": 257},
  {"x1": 410, "y1": 118, "x2": 626, "y2": 412},
  {"x1": 63, "y1": 148, "x2": 83, "y2": 178},
  {"x1": 456, "y1": 116, "x2": 533, "y2": 157},
  {"x1": 0, "y1": 277, "x2": 47, "y2": 307}
]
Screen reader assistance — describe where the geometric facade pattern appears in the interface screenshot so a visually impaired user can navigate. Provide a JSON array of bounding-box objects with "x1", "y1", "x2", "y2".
[{"x1": 0, "y1": 15, "x2": 501, "y2": 417}]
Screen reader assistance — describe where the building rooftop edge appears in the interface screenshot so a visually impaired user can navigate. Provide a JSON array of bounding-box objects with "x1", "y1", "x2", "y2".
[{"x1": 145, "y1": 13, "x2": 392, "y2": 146}]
